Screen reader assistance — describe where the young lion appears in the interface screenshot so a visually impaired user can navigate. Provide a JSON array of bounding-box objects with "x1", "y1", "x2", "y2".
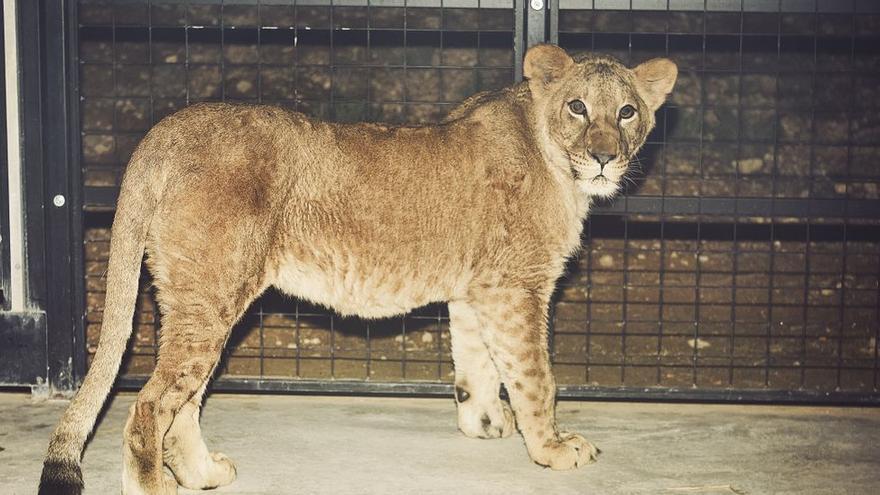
[{"x1": 39, "y1": 44, "x2": 676, "y2": 494}]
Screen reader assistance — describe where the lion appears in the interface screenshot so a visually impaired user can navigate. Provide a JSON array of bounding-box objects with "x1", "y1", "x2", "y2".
[{"x1": 39, "y1": 44, "x2": 676, "y2": 494}]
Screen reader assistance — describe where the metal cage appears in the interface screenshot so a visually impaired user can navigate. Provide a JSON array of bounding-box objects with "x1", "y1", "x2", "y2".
[{"x1": 19, "y1": 0, "x2": 878, "y2": 403}]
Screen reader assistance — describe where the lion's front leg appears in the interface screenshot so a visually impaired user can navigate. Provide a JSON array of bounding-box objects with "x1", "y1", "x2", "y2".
[
  {"x1": 470, "y1": 288, "x2": 599, "y2": 470},
  {"x1": 449, "y1": 301, "x2": 515, "y2": 439}
]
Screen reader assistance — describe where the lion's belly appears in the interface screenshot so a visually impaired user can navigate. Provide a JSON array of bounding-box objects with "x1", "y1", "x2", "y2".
[{"x1": 271, "y1": 259, "x2": 442, "y2": 319}]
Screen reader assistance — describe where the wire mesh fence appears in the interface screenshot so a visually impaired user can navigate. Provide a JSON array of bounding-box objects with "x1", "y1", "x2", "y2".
[
  {"x1": 550, "y1": 1, "x2": 880, "y2": 396},
  {"x1": 79, "y1": 0, "x2": 880, "y2": 401},
  {"x1": 81, "y1": 0, "x2": 518, "y2": 388}
]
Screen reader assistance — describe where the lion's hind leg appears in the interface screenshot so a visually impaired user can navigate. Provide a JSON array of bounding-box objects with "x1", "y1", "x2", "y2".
[
  {"x1": 122, "y1": 312, "x2": 229, "y2": 494},
  {"x1": 122, "y1": 282, "x2": 262, "y2": 494},
  {"x1": 163, "y1": 382, "x2": 236, "y2": 490}
]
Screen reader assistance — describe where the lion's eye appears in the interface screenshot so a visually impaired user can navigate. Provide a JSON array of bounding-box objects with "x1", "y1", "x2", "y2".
[
  {"x1": 568, "y1": 100, "x2": 587, "y2": 116},
  {"x1": 619, "y1": 104, "x2": 636, "y2": 120}
]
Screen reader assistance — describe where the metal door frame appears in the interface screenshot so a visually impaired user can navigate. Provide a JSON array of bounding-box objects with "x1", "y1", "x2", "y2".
[{"x1": 0, "y1": 0, "x2": 84, "y2": 395}]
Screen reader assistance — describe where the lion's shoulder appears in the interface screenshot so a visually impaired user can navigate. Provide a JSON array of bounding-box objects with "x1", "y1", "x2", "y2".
[{"x1": 443, "y1": 82, "x2": 531, "y2": 123}]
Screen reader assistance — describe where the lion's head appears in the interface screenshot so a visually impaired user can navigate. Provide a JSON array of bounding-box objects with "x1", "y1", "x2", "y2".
[{"x1": 524, "y1": 45, "x2": 677, "y2": 199}]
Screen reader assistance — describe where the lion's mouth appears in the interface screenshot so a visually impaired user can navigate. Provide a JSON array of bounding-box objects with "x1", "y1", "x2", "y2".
[
  {"x1": 589, "y1": 175, "x2": 615, "y2": 189},
  {"x1": 570, "y1": 167, "x2": 613, "y2": 185},
  {"x1": 568, "y1": 153, "x2": 624, "y2": 177}
]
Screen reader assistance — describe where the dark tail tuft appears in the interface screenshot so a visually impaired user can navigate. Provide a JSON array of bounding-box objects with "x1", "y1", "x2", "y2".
[{"x1": 38, "y1": 459, "x2": 84, "y2": 495}]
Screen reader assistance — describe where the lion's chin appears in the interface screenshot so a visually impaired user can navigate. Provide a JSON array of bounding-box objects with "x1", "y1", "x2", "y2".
[{"x1": 576, "y1": 175, "x2": 622, "y2": 199}]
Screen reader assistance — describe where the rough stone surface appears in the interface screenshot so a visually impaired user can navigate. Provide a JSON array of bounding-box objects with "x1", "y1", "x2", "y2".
[{"x1": 2, "y1": 392, "x2": 878, "y2": 494}]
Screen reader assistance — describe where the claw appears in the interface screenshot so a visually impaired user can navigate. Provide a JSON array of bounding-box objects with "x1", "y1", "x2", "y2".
[{"x1": 531, "y1": 432, "x2": 599, "y2": 470}]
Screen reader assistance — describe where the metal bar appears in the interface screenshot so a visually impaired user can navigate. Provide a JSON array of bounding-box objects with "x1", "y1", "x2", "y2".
[
  {"x1": 221, "y1": 2, "x2": 227, "y2": 102},
  {"x1": 257, "y1": 1, "x2": 264, "y2": 105},
  {"x1": 3, "y1": 0, "x2": 24, "y2": 311},
  {"x1": 526, "y1": 0, "x2": 546, "y2": 48},
  {"x1": 656, "y1": 8, "x2": 670, "y2": 387},
  {"x1": 514, "y1": 0, "x2": 525, "y2": 79},
  {"x1": 556, "y1": 384, "x2": 880, "y2": 404},
  {"x1": 749, "y1": 4, "x2": 775, "y2": 387},
  {"x1": 585, "y1": 215, "x2": 593, "y2": 384},
  {"x1": 106, "y1": 0, "x2": 525, "y2": 8},
  {"x1": 329, "y1": 0, "x2": 336, "y2": 120},
  {"x1": 730, "y1": 0, "x2": 745, "y2": 390},
  {"x1": 81, "y1": 25, "x2": 517, "y2": 35},
  {"x1": 17, "y1": 0, "x2": 50, "y2": 356},
  {"x1": 557, "y1": 0, "x2": 880, "y2": 12},
  {"x1": 874, "y1": 243, "x2": 880, "y2": 393},
  {"x1": 691, "y1": 0, "x2": 707, "y2": 390},
  {"x1": 67, "y1": 0, "x2": 86, "y2": 385},
  {"x1": 403, "y1": 0, "x2": 409, "y2": 121},
  {"x1": 796, "y1": 0, "x2": 820, "y2": 390},
  {"x1": 92, "y1": 0, "x2": 879, "y2": 11},
  {"x1": 78, "y1": 23, "x2": 880, "y2": 40},
  {"x1": 295, "y1": 301, "x2": 302, "y2": 377},
  {"x1": 592, "y1": 197, "x2": 880, "y2": 218},
  {"x1": 435, "y1": 306, "x2": 443, "y2": 380},
  {"x1": 366, "y1": 1, "x2": 373, "y2": 119},
  {"x1": 835, "y1": 9, "x2": 858, "y2": 391},
  {"x1": 0, "y1": 0, "x2": 8, "y2": 311},
  {"x1": 112, "y1": 376, "x2": 880, "y2": 404},
  {"x1": 43, "y1": 0, "x2": 84, "y2": 391},
  {"x1": 620, "y1": 0, "x2": 632, "y2": 387}
]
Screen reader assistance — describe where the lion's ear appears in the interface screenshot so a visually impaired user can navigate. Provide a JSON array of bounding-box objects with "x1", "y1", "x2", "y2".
[
  {"x1": 633, "y1": 58, "x2": 678, "y2": 111},
  {"x1": 524, "y1": 44, "x2": 574, "y2": 85}
]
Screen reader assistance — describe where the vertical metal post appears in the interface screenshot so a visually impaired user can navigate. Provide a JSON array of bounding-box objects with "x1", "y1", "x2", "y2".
[
  {"x1": 3, "y1": 0, "x2": 24, "y2": 311},
  {"x1": 0, "y1": 0, "x2": 8, "y2": 311},
  {"x1": 15, "y1": 0, "x2": 84, "y2": 393},
  {"x1": 526, "y1": 0, "x2": 547, "y2": 48},
  {"x1": 515, "y1": 0, "x2": 525, "y2": 80},
  {"x1": 48, "y1": 0, "x2": 85, "y2": 392},
  {"x1": 516, "y1": 0, "x2": 549, "y2": 81}
]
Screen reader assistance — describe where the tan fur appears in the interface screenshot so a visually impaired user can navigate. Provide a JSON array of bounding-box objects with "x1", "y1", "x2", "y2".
[{"x1": 39, "y1": 45, "x2": 676, "y2": 494}]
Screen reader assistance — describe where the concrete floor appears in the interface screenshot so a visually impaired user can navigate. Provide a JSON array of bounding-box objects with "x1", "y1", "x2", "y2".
[{"x1": 1, "y1": 393, "x2": 878, "y2": 495}]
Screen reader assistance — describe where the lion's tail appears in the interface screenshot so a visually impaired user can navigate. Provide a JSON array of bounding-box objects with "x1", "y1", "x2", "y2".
[{"x1": 38, "y1": 147, "x2": 160, "y2": 495}]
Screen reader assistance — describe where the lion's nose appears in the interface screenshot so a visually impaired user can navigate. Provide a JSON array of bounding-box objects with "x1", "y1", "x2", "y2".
[{"x1": 590, "y1": 152, "x2": 617, "y2": 167}]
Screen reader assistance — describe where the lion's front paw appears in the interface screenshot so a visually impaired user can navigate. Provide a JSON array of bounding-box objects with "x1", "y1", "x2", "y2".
[
  {"x1": 458, "y1": 399, "x2": 515, "y2": 439},
  {"x1": 530, "y1": 432, "x2": 599, "y2": 470}
]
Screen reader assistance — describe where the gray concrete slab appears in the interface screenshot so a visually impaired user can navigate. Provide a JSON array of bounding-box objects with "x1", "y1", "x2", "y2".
[{"x1": 1, "y1": 392, "x2": 878, "y2": 494}]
